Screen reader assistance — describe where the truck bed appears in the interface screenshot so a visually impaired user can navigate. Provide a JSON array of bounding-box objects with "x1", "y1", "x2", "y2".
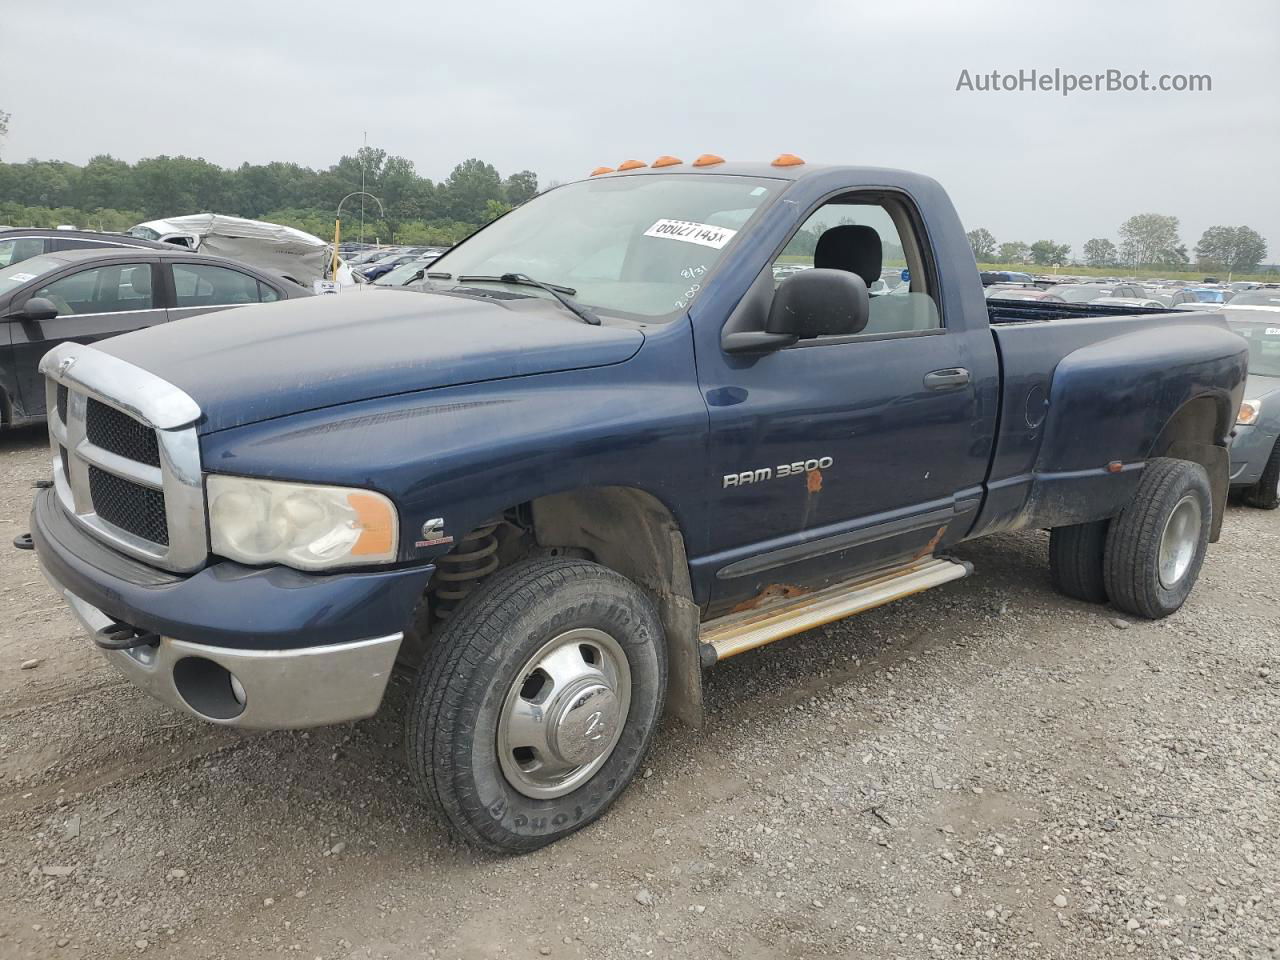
[{"x1": 987, "y1": 298, "x2": 1171, "y2": 325}]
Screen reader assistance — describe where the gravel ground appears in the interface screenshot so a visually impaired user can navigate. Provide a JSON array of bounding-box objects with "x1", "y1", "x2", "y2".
[{"x1": 0, "y1": 421, "x2": 1276, "y2": 959}]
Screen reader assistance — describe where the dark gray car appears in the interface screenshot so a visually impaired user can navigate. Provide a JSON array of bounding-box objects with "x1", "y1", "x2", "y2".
[
  {"x1": 1225, "y1": 297, "x2": 1280, "y2": 508},
  {"x1": 0, "y1": 228, "x2": 173, "y2": 269},
  {"x1": 1, "y1": 248, "x2": 310, "y2": 427}
]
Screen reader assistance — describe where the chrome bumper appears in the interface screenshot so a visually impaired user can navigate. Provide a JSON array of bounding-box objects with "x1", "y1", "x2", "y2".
[{"x1": 42, "y1": 565, "x2": 401, "y2": 729}]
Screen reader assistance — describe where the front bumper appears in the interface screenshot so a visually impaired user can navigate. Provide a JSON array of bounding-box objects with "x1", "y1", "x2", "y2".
[
  {"x1": 32, "y1": 488, "x2": 435, "y2": 728},
  {"x1": 1229, "y1": 422, "x2": 1279, "y2": 488}
]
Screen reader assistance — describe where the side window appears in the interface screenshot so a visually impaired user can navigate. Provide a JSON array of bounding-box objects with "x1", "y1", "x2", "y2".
[
  {"x1": 51, "y1": 238, "x2": 105, "y2": 253},
  {"x1": 172, "y1": 264, "x2": 264, "y2": 308},
  {"x1": 32, "y1": 263, "x2": 154, "y2": 316},
  {"x1": 771, "y1": 198, "x2": 941, "y2": 335},
  {"x1": 258, "y1": 281, "x2": 280, "y2": 303},
  {"x1": 0, "y1": 237, "x2": 47, "y2": 267}
]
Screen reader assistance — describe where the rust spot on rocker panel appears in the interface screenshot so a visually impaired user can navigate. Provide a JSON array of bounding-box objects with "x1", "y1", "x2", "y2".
[
  {"x1": 730, "y1": 582, "x2": 813, "y2": 613},
  {"x1": 913, "y1": 524, "x2": 948, "y2": 560},
  {"x1": 806, "y1": 468, "x2": 823, "y2": 494}
]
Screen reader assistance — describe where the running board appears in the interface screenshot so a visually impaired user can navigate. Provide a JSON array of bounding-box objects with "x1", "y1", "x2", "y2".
[{"x1": 698, "y1": 556, "x2": 972, "y2": 666}]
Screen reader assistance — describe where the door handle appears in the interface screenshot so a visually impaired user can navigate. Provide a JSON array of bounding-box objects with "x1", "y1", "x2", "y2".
[{"x1": 924, "y1": 367, "x2": 971, "y2": 390}]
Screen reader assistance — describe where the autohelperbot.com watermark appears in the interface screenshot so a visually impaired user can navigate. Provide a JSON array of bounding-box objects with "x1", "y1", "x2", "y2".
[{"x1": 955, "y1": 68, "x2": 1211, "y2": 96}]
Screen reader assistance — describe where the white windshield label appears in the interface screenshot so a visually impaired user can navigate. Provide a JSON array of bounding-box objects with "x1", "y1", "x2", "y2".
[{"x1": 644, "y1": 219, "x2": 736, "y2": 249}]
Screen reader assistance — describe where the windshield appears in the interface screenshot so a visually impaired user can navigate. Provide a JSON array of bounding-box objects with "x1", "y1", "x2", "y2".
[
  {"x1": 1046, "y1": 284, "x2": 1109, "y2": 303},
  {"x1": 1228, "y1": 319, "x2": 1280, "y2": 378},
  {"x1": 127, "y1": 226, "x2": 161, "y2": 241},
  {"x1": 1227, "y1": 291, "x2": 1280, "y2": 309},
  {"x1": 0, "y1": 255, "x2": 63, "y2": 296},
  {"x1": 375, "y1": 259, "x2": 432, "y2": 286},
  {"x1": 426, "y1": 173, "x2": 781, "y2": 319}
]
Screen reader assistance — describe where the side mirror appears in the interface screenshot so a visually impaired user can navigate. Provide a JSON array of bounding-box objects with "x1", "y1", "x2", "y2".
[
  {"x1": 766, "y1": 268, "x2": 869, "y2": 338},
  {"x1": 18, "y1": 297, "x2": 59, "y2": 321}
]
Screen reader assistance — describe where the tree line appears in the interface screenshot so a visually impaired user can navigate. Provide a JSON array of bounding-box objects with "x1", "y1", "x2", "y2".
[
  {"x1": 966, "y1": 215, "x2": 1271, "y2": 275},
  {"x1": 0, "y1": 145, "x2": 538, "y2": 247}
]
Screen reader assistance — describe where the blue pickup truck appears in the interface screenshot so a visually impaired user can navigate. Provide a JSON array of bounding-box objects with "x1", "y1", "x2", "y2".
[{"x1": 26, "y1": 158, "x2": 1247, "y2": 852}]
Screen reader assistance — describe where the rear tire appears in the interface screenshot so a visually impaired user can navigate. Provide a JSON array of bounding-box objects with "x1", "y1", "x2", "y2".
[
  {"x1": 1048, "y1": 519, "x2": 1110, "y2": 604},
  {"x1": 1242, "y1": 439, "x2": 1280, "y2": 510},
  {"x1": 1103, "y1": 458, "x2": 1211, "y2": 619},
  {"x1": 406, "y1": 557, "x2": 666, "y2": 853}
]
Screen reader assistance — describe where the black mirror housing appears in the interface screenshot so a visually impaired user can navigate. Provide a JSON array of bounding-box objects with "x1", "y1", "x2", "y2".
[
  {"x1": 766, "y1": 268, "x2": 870, "y2": 339},
  {"x1": 19, "y1": 297, "x2": 59, "y2": 321}
]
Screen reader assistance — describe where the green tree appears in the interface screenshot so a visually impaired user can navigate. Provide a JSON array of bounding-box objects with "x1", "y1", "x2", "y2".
[
  {"x1": 442, "y1": 158, "x2": 504, "y2": 224},
  {"x1": 1029, "y1": 240, "x2": 1070, "y2": 266},
  {"x1": 996, "y1": 241, "x2": 1029, "y2": 263},
  {"x1": 1195, "y1": 225, "x2": 1268, "y2": 275},
  {"x1": 1082, "y1": 237, "x2": 1117, "y2": 267},
  {"x1": 503, "y1": 170, "x2": 539, "y2": 206},
  {"x1": 1118, "y1": 213, "x2": 1182, "y2": 267},
  {"x1": 0, "y1": 107, "x2": 9, "y2": 160},
  {"x1": 966, "y1": 227, "x2": 996, "y2": 261}
]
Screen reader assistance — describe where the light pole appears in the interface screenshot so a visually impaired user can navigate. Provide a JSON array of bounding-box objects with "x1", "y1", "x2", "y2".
[{"x1": 333, "y1": 191, "x2": 385, "y2": 278}]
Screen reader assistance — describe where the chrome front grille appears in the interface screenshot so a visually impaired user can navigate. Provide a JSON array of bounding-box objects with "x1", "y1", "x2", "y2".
[
  {"x1": 41, "y1": 343, "x2": 207, "y2": 573},
  {"x1": 86, "y1": 398, "x2": 162, "y2": 467}
]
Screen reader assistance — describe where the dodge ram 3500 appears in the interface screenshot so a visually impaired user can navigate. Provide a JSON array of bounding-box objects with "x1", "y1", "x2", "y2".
[{"x1": 25, "y1": 158, "x2": 1247, "y2": 852}]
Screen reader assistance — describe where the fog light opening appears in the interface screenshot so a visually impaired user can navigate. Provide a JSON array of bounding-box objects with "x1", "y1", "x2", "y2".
[{"x1": 172, "y1": 656, "x2": 247, "y2": 720}]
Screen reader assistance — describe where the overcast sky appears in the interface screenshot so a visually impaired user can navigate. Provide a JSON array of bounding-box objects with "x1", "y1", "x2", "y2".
[{"x1": 5, "y1": 0, "x2": 1278, "y2": 260}]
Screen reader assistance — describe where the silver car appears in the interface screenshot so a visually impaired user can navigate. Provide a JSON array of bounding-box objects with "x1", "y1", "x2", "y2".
[{"x1": 1225, "y1": 293, "x2": 1280, "y2": 508}]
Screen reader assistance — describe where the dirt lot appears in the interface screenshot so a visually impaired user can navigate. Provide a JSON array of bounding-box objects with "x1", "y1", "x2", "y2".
[{"x1": 0, "y1": 421, "x2": 1276, "y2": 960}]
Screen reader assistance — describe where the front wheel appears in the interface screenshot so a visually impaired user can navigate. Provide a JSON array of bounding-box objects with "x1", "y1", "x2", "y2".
[
  {"x1": 1103, "y1": 458, "x2": 1212, "y2": 619},
  {"x1": 406, "y1": 557, "x2": 667, "y2": 853},
  {"x1": 1242, "y1": 438, "x2": 1280, "y2": 510}
]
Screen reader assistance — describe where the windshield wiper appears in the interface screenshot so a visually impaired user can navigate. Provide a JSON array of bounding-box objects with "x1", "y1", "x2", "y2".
[{"x1": 456, "y1": 273, "x2": 601, "y2": 325}]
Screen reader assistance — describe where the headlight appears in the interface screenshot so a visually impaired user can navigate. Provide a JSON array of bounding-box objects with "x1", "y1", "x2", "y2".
[
  {"x1": 1237, "y1": 399, "x2": 1263, "y2": 426},
  {"x1": 207, "y1": 475, "x2": 398, "y2": 570}
]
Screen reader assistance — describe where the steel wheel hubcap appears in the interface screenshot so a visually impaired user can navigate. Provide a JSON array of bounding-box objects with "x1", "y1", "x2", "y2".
[
  {"x1": 497, "y1": 627, "x2": 631, "y2": 800},
  {"x1": 1158, "y1": 494, "x2": 1202, "y2": 588}
]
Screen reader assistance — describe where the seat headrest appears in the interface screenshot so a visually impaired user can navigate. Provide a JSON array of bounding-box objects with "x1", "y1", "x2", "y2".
[
  {"x1": 127, "y1": 267, "x2": 152, "y2": 296},
  {"x1": 813, "y1": 224, "x2": 882, "y2": 287}
]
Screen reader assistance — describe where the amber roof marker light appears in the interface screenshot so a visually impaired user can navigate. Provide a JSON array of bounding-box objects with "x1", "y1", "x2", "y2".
[
  {"x1": 692, "y1": 154, "x2": 725, "y2": 167},
  {"x1": 589, "y1": 166, "x2": 615, "y2": 177},
  {"x1": 652, "y1": 155, "x2": 682, "y2": 167},
  {"x1": 772, "y1": 153, "x2": 805, "y2": 167},
  {"x1": 617, "y1": 159, "x2": 647, "y2": 171}
]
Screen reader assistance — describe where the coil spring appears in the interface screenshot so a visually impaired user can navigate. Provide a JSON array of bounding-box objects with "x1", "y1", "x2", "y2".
[{"x1": 432, "y1": 522, "x2": 501, "y2": 619}]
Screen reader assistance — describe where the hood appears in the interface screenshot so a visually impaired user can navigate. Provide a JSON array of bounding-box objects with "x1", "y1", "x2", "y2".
[
  {"x1": 97, "y1": 289, "x2": 644, "y2": 433},
  {"x1": 1245, "y1": 372, "x2": 1280, "y2": 400}
]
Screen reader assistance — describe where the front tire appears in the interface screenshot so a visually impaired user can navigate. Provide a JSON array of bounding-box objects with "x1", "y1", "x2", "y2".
[
  {"x1": 1103, "y1": 458, "x2": 1212, "y2": 619},
  {"x1": 1242, "y1": 438, "x2": 1280, "y2": 510},
  {"x1": 407, "y1": 557, "x2": 666, "y2": 853}
]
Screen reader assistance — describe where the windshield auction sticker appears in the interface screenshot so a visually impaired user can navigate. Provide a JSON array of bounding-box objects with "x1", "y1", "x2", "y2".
[{"x1": 644, "y1": 219, "x2": 737, "y2": 249}]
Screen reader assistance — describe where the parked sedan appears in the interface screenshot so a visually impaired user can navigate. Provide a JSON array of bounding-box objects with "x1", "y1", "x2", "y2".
[
  {"x1": 358, "y1": 253, "x2": 424, "y2": 282},
  {"x1": 1226, "y1": 305, "x2": 1280, "y2": 508},
  {"x1": 1, "y1": 248, "x2": 310, "y2": 427},
  {"x1": 371, "y1": 253, "x2": 444, "y2": 287},
  {"x1": 1043, "y1": 283, "x2": 1146, "y2": 303},
  {"x1": 0, "y1": 228, "x2": 171, "y2": 269}
]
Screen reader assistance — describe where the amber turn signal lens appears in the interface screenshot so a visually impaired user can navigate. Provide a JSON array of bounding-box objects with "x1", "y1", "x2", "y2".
[
  {"x1": 589, "y1": 166, "x2": 614, "y2": 176},
  {"x1": 1237, "y1": 400, "x2": 1262, "y2": 425},
  {"x1": 347, "y1": 491, "x2": 396, "y2": 556},
  {"x1": 692, "y1": 154, "x2": 725, "y2": 167},
  {"x1": 617, "y1": 159, "x2": 647, "y2": 170},
  {"x1": 652, "y1": 155, "x2": 682, "y2": 167},
  {"x1": 772, "y1": 153, "x2": 805, "y2": 166}
]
